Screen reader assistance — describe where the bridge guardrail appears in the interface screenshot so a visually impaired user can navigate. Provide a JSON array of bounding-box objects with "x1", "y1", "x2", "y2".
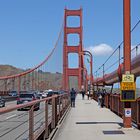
[
  {"x1": 0, "y1": 91, "x2": 9, "y2": 96},
  {"x1": 92, "y1": 93, "x2": 140, "y2": 129},
  {"x1": 0, "y1": 93, "x2": 70, "y2": 140}
]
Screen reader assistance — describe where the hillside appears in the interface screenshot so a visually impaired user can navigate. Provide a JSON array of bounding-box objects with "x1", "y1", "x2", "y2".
[
  {"x1": 0, "y1": 65, "x2": 24, "y2": 76},
  {"x1": 0, "y1": 65, "x2": 62, "y2": 91}
]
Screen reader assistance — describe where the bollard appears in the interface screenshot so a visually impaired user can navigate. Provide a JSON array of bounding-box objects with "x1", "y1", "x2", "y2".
[
  {"x1": 44, "y1": 101, "x2": 48, "y2": 139},
  {"x1": 51, "y1": 97, "x2": 56, "y2": 129},
  {"x1": 58, "y1": 96, "x2": 61, "y2": 120},
  {"x1": 137, "y1": 100, "x2": 140, "y2": 129},
  {"x1": 29, "y1": 105, "x2": 34, "y2": 140},
  {"x1": 51, "y1": 97, "x2": 57, "y2": 129},
  {"x1": 62, "y1": 96, "x2": 65, "y2": 115}
]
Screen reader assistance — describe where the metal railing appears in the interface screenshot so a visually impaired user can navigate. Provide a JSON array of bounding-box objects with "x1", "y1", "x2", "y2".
[
  {"x1": 92, "y1": 93, "x2": 140, "y2": 129},
  {"x1": 0, "y1": 93, "x2": 70, "y2": 140}
]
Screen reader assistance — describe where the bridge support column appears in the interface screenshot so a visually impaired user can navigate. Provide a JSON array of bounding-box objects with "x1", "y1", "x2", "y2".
[
  {"x1": 63, "y1": 8, "x2": 84, "y2": 91},
  {"x1": 123, "y1": 0, "x2": 132, "y2": 128}
]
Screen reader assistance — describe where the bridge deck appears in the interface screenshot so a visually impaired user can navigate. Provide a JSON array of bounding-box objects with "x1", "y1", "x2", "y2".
[{"x1": 54, "y1": 94, "x2": 140, "y2": 140}]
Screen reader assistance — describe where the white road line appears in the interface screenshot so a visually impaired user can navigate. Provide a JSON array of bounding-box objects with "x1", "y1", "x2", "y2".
[
  {"x1": 6, "y1": 101, "x2": 16, "y2": 106},
  {"x1": 6, "y1": 114, "x2": 17, "y2": 120}
]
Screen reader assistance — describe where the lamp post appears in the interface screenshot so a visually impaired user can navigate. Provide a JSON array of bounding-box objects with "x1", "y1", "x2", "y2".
[
  {"x1": 83, "y1": 66, "x2": 88, "y2": 92},
  {"x1": 80, "y1": 50, "x2": 93, "y2": 93},
  {"x1": 83, "y1": 50, "x2": 93, "y2": 85}
]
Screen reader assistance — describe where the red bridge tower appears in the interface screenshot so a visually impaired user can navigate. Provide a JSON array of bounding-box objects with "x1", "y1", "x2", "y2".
[{"x1": 63, "y1": 8, "x2": 84, "y2": 90}]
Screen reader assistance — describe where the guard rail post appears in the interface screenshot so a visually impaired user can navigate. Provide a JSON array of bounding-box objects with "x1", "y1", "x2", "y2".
[
  {"x1": 137, "y1": 99, "x2": 140, "y2": 129},
  {"x1": 58, "y1": 96, "x2": 61, "y2": 120},
  {"x1": 62, "y1": 95, "x2": 65, "y2": 115},
  {"x1": 51, "y1": 96, "x2": 57, "y2": 129},
  {"x1": 55, "y1": 96, "x2": 58, "y2": 124},
  {"x1": 44, "y1": 101, "x2": 49, "y2": 139},
  {"x1": 29, "y1": 105, "x2": 34, "y2": 140}
]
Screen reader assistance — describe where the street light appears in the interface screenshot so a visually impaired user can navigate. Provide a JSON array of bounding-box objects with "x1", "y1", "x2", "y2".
[
  {"x1": 80, "y1": 50, "x2": 93, "y2": 92},
  {"x1": 83, "y1": 50, "x2": 93, "y2": 85},
  {"x1": 82, "y1": 66, "x2": 88, "y2": 92}
]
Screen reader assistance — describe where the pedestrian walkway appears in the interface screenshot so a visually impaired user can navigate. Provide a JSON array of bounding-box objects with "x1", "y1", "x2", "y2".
[{"x1": 53, "y1": 94, "x2": 140, "y2": 140}]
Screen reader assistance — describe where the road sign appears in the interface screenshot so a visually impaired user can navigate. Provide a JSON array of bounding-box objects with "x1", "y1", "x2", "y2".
[
  {"x1": 122, "y1": 74, "x2": 134, "y2": 82},
  {"x1": 121, "y1": 82, "x2": 135, "y2": 90},
  {"x1": 125, "y1": 108, "x2": 131, "y2": 117}
]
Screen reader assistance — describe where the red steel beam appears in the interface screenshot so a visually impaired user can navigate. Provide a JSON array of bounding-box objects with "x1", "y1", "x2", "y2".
[
  {"x1": 66, "y1": 27, "x2": 81, "y2": 34},
  {"x1": 65, "y1": 9, "x2": 81, "y2": 16},
  {"x1": 123, "y1": 0, "x2": 131, "y2": 128},
  {"x1": 124, "y1": 0, "x2": 131, "y2": 72},
  {"x1": 67, "y1": 68, "x2": 79, "y2": 76},
  {"x1": 94, "y1": 53, "x2": 140, "y2": 85},
  {"x1": 67, "y1": 46, "x2": 79, "y2": 53}
]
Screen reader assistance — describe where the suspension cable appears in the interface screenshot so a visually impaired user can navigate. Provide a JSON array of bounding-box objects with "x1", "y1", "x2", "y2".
[
  {"x1": 0, "y1": 23, "x2": 64, "y2": 80},
  {"x1": 95, "y1": 19, "x2": 140, "y2": 74}
]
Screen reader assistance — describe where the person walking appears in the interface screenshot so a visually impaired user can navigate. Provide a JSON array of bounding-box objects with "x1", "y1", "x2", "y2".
[
  {"x1": 70, "y1": 88, "x2": 76, "y2": 107},
  {"x1": 87, "y1": 90, "x2": 90, "y2": 100},
  {"x1": 101, "y1": 90, "x2": 105, "y2": 108},
  {"x1": 97, "y1": 89, "x2": 102, "y2": 107},
  {"x1": 81, "y1": 89, "x2": 85, "y2": 100}
]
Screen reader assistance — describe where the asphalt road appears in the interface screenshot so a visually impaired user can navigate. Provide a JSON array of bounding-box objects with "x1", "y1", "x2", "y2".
[{"x1": 0, "y1": 101, "x2": 53, "y2": 140}]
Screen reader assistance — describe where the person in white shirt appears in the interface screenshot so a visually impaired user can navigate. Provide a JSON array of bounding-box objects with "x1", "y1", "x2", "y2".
[{"x1": 87, "y1": 90, "x2": 90, "y2": 100}]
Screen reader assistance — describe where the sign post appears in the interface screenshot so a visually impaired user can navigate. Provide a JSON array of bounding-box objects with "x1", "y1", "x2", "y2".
[
  {"x1": 122, "y1": 0, "x2": 133, "y2": 128},
  {"x1": 120, "y1": 74, "x2": 136, "y2": 102},
  {"x1": 125, "y1": 108, "x2": 131, "y2": 117},
  {"x1": 120, "y1": 73, "x2": 136, "y2": 128}
]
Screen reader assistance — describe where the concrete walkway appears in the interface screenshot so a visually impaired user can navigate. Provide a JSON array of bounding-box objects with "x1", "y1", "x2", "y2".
[{"x1": 53, "y1": 94, "x2": 140, "y2": 140}]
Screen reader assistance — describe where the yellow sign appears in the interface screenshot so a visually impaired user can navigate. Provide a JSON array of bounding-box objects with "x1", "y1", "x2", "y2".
[
  {"x1": 122, "y1": 74, "x2": 134, "y2": 82},
  {"x1": 121, "y1": 82, "x2": 135, "y2": 90},
  {"x1": 121, "y1": 74, "x2": 136, "y2": 101}
]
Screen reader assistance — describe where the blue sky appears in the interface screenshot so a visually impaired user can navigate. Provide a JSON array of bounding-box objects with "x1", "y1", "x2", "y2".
[{"x1": 0, "y1": 0, "x2": 140, "y2": 76}]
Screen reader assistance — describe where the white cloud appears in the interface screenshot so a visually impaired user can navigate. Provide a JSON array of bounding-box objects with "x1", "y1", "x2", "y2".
[
  {"x1": 86, "y1": 43, "x2": 113, "y2": 56},
  {"x1": 131, "y1": 45, "x2": 136, "y2": 49},
  {"x1": 131, "y1": 45, "x2": 140, "y2": 58}
]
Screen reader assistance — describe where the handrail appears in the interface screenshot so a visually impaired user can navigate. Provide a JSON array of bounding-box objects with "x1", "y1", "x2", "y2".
[
  {"x1": 0, "y1": 92, "x2": 70, "y2": 140},
  {"x1": 0, "y1": 93, "x2": 67, "y2": 114}
]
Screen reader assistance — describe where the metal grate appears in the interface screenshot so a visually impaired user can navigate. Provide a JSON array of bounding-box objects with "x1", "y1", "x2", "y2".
[{"x1": 103, "y1": 130, "x2": 125, "y2": 135}]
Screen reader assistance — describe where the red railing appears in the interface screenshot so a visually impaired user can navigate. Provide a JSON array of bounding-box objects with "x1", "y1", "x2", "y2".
[
  {"x1": 92, "y1": 93, "x2": 140, "y2": 129},
  {"x1": 0, "y1": 93, "x2": 70, "y2": 140},
  {"x1": 0, "y1": 91, "x2": 9, "y2": 96}
]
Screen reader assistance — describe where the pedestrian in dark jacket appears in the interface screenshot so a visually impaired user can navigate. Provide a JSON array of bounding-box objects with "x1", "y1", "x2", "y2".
[
  {"x1": 81, "y1": 89, "x2": 85, "y2": 100},
  {"x1": 70, "y1": 88, "x2": 76, "y2": 107},
  {"x1": 101, "y1": 91, "x2": 105, "y2": 108},
  {"x1": 97, "y1": 89, "x2": 102, "y2": 107}
]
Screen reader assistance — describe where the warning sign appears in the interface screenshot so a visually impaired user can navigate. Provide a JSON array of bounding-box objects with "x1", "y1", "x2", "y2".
[
  {"x1": 121, "y1": 74, "x2": 136, "y2": 102},
  {"x1": 122, "y1": 74, "x2": 134, "y2": 82},
  {"x1": 125, "y1": 108, "x2": 131, "y2": 117},
  {"x1": 121, "y1": 82, "x2": 135, "y2": 90}
]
